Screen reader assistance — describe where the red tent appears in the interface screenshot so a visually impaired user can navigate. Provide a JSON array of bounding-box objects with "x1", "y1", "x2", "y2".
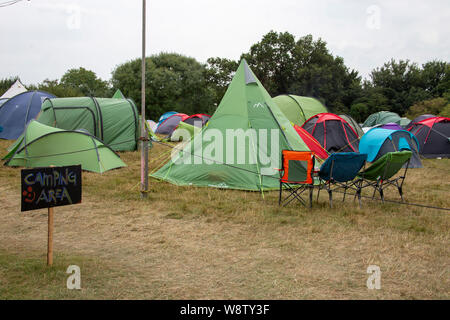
[
  {"x1": 302, "y1": 113, "x2": 359, "y2": 153},
  {"x1": 408, "y1": 116, "x2": 450, "y2": 158},
  {"x1": 183, "y1": 114, "x2": 211, "y2": 127}
]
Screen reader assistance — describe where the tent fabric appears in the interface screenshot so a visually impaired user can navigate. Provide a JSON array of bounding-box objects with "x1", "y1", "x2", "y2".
[
  {"x1": 155, "y1": 111, "x2": 178, "y2": 131},
  {"x1": 112, "y1": 89, "x2": 126, "y2": 99},
  {"x1": 4, "y1": 121, "x2": 126, "y2": 173},
  {"x1": 147, "y1": 120, "x2": 157, "y2": 132},
  {"x1": 339, "y1": 114, "x2": 364, "y2": 137},
  {"x1": 36, "y1": 97, "x2": 139, "y2": 151},
  {"x1": 405, "y1": 114, "x2": 436, "y2": 130},
  {"x1": 0, "y1": 98, "x2": 8, "y2": 107},
  {"x1": 379, "y1": 122, "x2": 404, "y2": 131},
  {"x1": 359, "y1": 128, "x2": 422, "y2": 168},
  {"x1": 158, "y1": 111, "x2": 177, "y2": 123},
  {"x1": 183, "y1": 114, "x2": 211, "y2": 127},
  {"x1": 0, "y1": 79, "x2": 27, "y2": 99},
  {"x1": 155, "y1": 113, "x2": 188, "y2": 135},
  {"x1": 293, "y1": 125, "x2": 329, "y2": 160},
  {"x1": 302, "y1": 113, "x2": 360, "y2": 153},
  {"x1": 273, "y1": 95, "x2": 328, "y2": 126},
  {"x1": 399, "y1": 117, "x2": 412, "y2": 127},
  {"x1": 319, "y1": 152, "x2": 367, "y2": 183},
  {"x1": 0, "y1": 90, "x2": 55, "y2": 140},
  {"x1": 408, "y1": 117, "x2": 450, "y2": 158},
  {"x1": 363, "y1": 111, "x2": 403, "y2": 127},
  {"x1": 151, "y1": 60, "x2": 310, "y2": 191},
  {"x1": 170, "y1": 121, "x2": 201, "y2": 142}
]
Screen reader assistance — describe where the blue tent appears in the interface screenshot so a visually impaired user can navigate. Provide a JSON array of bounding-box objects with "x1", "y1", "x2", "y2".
[
  {"x1": 359, "y1": 128, "x2": 422, "y2": 168},
  {"x1": 0, "y1": 91, "x2": 55, "y2": 140},
  {"x1": 158, "y1": 111, "x2": 177, "y2": 122},
  {"x1": 155, "y1": 111, "x2": 177, "y2": 131}
]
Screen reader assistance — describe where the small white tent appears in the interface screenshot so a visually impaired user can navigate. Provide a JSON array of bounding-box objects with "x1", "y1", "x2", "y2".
[{"x1": 0, "y1": 79, "x2": 27, "y2": 99}]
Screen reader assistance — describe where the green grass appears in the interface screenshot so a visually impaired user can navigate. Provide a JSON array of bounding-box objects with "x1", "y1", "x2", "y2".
[{"x1": 0, "y1": 250, "x2": 124, "y2": 299}]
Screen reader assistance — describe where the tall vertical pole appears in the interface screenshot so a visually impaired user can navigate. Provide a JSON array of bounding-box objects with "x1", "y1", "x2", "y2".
[{"x1": 141, "y1": 0, "x2": 149, "y2": 198}]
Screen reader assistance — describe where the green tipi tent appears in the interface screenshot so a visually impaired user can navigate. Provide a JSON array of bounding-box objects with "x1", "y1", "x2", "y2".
[
  {"x1": 273, "y1": 95, "x2": 328, "y2": 126},
  {"x1": 151, "y1": 60, "x2": 310, "y2": 191},
  {"x1": 36, "y1": 97, "x2": 139, "y2": 151},
  {"x1": 4, "y1": 121, "x2": 126, "y2": 173}
]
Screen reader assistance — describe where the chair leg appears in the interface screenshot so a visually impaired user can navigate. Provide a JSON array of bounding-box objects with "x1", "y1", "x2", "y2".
[
  {"x1": 328, "y1": 190, "x2": 333, "y2": 208},
  {"x1": 398, "y1": 186, "x2": 404, "y2": 202},
  {"x1": 309, "y1": 186, "x2": 313, "y2": 209},
  {"x1": 379, "y1": 187, "x2": 384, "y2": 203},
  {"x1": 371, "y1": 184, "x2": 377, "y2": 200},
  {"x1": 357, "y1": 190, "x2": 362, "y2": 209},
  {"x1": 316, "y1": 185, "x2": 321, "y2": 203},
  {"x1": 342, "y1": 186, "x2": 347, "y2": 202},
  {"x1": 279, "y1": 181, "x2": 282, "y2": 206}
]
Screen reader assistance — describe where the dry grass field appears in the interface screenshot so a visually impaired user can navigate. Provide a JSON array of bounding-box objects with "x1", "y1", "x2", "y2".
[{"x1": 0, "y1": 139, "x2": 449, "y2": 299}]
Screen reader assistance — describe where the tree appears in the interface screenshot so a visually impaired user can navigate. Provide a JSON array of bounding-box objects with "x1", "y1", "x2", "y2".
[
  {"x1": 205, "y1": 57, "x2": 239, "y2": 104},
  {"x1": 350, "y1": 85, "x2": 390, "y2": 122},
  {"x1": 111, "y1": 53, "x2": 216, "y2": 119},
  {"x1": 406, "y1": 97, "x2": 450, "y2": 119},
  {"x1": 206, "y1": 31, "x2": 363, "y2": 114},
  {"x1": 241, "y1": 31, "x2": 297, "y2": 95},
  {"x1": 421, "y1": 60, "x2": 450, "y2": 97},
  {"x1": 27, "y1": 79, "x2": 82, "y2": 97},
  {"x1": 60, "y1": 67, "x2": 110, "y2": 97},
  {"x1": 357, "y1": 59, "x2": 449, "y2": 119}
]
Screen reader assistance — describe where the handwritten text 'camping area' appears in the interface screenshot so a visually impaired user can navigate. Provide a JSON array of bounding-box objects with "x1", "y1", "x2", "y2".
[{"x1": 21, "y1": 165, "x2": 82, "y2": 212}]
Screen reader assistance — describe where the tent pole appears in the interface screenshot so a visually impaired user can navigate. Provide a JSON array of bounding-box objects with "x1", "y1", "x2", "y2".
[{"x1": 140, "y1": 0, "x2": 149, "y2": 198}]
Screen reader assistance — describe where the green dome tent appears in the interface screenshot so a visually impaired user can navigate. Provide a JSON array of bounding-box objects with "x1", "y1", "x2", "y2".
[
  {"x1": 4, "y1": 121, "x2": 126, "y2": 173},
  {"x1": 363, "y1": 111, "x2": 410, "y2": 128},
  {"x1": 36, "y1": 97, "x2": 139, "y2": 151},
  {"x1": 151, "y1": 60, "x2": 310, "y2": 191},
  {"x1": 273, "y1": 95, "x2": 328, "y2": 126}
]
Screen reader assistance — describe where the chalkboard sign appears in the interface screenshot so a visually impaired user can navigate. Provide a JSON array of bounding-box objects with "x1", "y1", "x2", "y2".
[{"x1": 21, "y1": 165, "x2": 82, "y2": 212}]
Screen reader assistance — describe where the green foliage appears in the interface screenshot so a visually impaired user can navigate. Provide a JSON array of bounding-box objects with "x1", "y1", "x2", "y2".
[
  {"x1": 353, "y1": 59, "x2": 450, "y2": 122},
  {"x1": 350, "y1": 85, "x2": 393, "y2": 122},
  {"x1": 60, "y1": 67, "x2": 110, "y2": 97},
  {"x1": 238, "y1": 31, "x2": 363, "y2": 114},
  {"x1": 111, "y1": 53, "x2": 216, "y2": 119},
  {"x1": 406, "y1": 97, "x2": 450, "y2": 119},
  {"x1": 205, "y1": 57, "x2": 239, "y2": 103},
  {"x1": 35, "y1": 79, "x2": 84, "y2": 97}
]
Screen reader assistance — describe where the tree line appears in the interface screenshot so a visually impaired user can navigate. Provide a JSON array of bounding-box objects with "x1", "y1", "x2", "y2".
[{"x1": 1, "y1": 31, "x2": 449, "y2": 122}]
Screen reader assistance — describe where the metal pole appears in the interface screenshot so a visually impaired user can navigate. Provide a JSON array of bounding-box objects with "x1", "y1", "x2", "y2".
[{"x1": 140, "y1": 0, "x2": 149, "y2": 198}]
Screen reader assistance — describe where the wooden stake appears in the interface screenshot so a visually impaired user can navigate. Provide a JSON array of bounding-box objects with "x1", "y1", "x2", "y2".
[{"x1": 47, "y1": 207, "x2": 54, "y2": 266}]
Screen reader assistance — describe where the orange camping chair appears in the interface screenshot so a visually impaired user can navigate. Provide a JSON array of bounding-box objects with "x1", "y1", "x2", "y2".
[{"x1": 278, "y1": 150, "x2": 315, "y2": 208}]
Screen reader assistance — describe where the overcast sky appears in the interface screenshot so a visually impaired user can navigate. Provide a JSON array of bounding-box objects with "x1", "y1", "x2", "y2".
[{"x1": 0, "y1": 0, "x2": 448, "y2": 85}]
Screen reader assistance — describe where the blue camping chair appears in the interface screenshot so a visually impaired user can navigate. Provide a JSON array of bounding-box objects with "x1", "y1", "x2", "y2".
[{"x1": 316, "y1": 152, "x2": 367, "y2": 208}]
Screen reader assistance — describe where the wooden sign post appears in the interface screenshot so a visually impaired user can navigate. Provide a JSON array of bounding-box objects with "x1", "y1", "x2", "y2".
[
  {"x1": 21, "y1": 165, "x2": 82, "y2": 266},
  {"x1": 47, "y1": 207, "x2": 54, "y2": 266}
]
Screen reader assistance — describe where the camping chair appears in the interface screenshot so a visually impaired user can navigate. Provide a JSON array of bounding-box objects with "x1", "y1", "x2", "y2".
[
  {"x1": 277, "y1": 150, "x2": 315, "y2": 208},
  {"x1": 316, "y1": 153, "x2": 367, "y2": 208},
  {"x1": 356, "y1": 151, "x2": 412, "y2": 203}
]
